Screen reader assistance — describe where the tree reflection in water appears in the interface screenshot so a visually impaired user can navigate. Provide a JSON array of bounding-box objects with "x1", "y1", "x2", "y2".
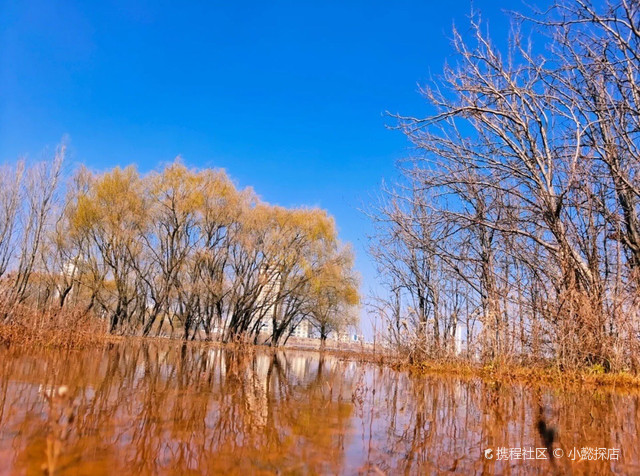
[{"x1": 0, "y1": 342, "x2": 638, "y2": 475}]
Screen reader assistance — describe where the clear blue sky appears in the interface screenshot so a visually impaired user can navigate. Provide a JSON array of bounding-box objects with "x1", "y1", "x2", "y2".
[{"x1": 1, "y1": 0, "x2": 517, "y2": 336}]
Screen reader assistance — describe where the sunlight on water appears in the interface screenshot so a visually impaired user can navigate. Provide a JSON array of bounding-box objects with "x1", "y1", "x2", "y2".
[{"x1": 0, "y1": 341, "x2": 638, "y2": 475}]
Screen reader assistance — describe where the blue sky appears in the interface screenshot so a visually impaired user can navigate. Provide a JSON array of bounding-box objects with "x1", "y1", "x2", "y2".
[{"x1": 1, "y1": 0, "x2": 517, "y2": 335}]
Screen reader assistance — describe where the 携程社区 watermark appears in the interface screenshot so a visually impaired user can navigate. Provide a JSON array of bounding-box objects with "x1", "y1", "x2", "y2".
[{"x1": 483, "y1": 447, "x2": 620, "y2": 461}]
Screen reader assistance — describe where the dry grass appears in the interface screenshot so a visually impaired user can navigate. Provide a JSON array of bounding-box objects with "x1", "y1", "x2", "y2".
[
  {"x1": 0, "y1": 305, "x2": 119, "y2": 350},
  {"x1": 0, "y1": 322, "x2": 122, "y2": 350},
  {"x1": 3, "y1": 304, "x2": 640, "y2": 392},
  {"x1": 393, "y1": 358, "x2": 640, "y2": 391}
]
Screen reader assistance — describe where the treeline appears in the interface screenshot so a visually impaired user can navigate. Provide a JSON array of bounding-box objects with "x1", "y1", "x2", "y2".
[
  {"x1": 370, "y1": 0, "x2": 640, "y2": 371},
  {"x1": 0, "y1": 152, "x2": 358, "y2": 345}
]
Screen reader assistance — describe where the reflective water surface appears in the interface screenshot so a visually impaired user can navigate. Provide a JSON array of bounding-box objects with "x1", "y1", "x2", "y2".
[{"x1": 0, "y1": 341, "x2": 639, "y2": 475}]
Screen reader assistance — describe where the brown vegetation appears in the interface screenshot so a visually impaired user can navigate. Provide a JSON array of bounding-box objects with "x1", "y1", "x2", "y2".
[
  {"x1": 0, "y1": 301, "x2": 113, "y2": 350},
  {"x1": 393, "y1": 358, "x2": 640, "y2": 392}
]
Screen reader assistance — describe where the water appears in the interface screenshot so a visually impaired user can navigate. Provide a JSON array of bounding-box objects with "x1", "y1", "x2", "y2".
[{"x1": 0, "y1": 341, "x2": 638, "y2": 475}]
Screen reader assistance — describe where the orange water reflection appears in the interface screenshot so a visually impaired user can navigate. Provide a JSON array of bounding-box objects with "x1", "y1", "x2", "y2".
[{"x1": 0, "y1": 341, "x2": 638, "y2": 475}]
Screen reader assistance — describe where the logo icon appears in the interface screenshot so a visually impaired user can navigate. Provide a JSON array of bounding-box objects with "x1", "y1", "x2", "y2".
[{"x1": 484, "y1": 448, "x2": 493, "y2": 459}]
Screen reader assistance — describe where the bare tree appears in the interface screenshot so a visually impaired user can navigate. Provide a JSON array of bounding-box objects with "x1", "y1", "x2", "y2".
[{"x1": 370, "y1": 2, "x2": 640, "y2": 369}]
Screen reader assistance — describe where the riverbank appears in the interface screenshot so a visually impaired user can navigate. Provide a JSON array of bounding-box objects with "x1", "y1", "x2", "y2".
[
  {"x1": 394, "y1": 359, "x2": 640, "y2": 392},
  {"x1": 3, "y1": 322, "x2": 640, "y2": 392}
]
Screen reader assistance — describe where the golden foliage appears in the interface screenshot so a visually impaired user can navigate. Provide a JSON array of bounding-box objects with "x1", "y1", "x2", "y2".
[{"x1": 31, "y1": 158, "x2": 360, "y2": 341}]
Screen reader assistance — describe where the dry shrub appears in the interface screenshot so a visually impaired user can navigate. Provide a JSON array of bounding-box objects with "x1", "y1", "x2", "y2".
[
  {"x1": 545, "y1": 286, "x2": 640, "y2": 373},
  {"x1": 0, "y1": 300, "x2": 110, "y2": 349}
]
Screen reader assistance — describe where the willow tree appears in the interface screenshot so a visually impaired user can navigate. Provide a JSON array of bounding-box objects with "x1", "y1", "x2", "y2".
[
  {"x1": 221, "y1": 205, "x2": 348, "y2": 346},
  {"x1": 70, "y1": 166, "x2": 149, "y2": 333},
  {"x1": 1, "y1": 149, "x2": 360, "y2": 345},
  {"x1": 190, "y1": 168, "x2": 249, "y2": 340},
  {"x1": 306, "y1": 244, "x2": 359, "y2": 346},
  {"x1": 136, "y1": 162, "x2": 206, "y2": 337},
  {"x1": 261, "y1": 207, "x2": 342, "y2": 346},
  {"x1": 222, "y1": 202, "x2": 277, "y2": 341}
]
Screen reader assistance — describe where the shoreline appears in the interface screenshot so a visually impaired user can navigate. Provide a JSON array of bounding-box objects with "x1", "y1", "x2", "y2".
[{"x1": 3, "y1": 323, "x2": 640, "y2": 392}]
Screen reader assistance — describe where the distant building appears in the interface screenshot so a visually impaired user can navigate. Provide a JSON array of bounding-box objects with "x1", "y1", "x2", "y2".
[
  {"x1": 290, "y1": 318, "x2": 310, "y2": 338},
  {"x1": 256, "y1": 316, "x2": 311, "y2": 339},
  {"x1": 62, "y1": 261, "x2": 77, "y2": 279},
  {"x1": 454, "y1": 325, "x2": 464, "y2": 355},
  {"x1": 252, "y1": 266, "x2": 311, "y2": 339},
  {"x1": 330, "y1": 331, "x2": 363, "y2": 344}
]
